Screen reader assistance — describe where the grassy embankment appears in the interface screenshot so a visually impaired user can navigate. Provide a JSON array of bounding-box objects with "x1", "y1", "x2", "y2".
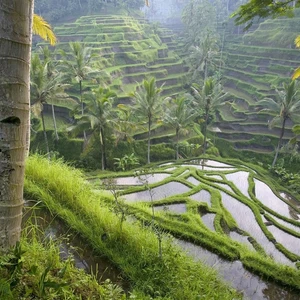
[{"x1": 0, "y1": 222, "x2": 125, "y2": 299}]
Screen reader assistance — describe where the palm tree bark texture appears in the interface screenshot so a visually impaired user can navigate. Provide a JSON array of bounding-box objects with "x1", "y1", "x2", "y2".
[{"x1": 0, "y1": 0, "x2": 33, "y2": 250}]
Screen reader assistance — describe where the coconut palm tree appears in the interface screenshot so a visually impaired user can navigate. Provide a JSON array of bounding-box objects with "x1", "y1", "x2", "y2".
[
  {"x1": 0, "y1": 7, "x2": 56, "y2": 250},
  {"x1": 70, "y1": 87, "x2": 116, "y2": 170},
  {"x1": 258, "y1": 80, "x2": 300, "y2": 167},
  {"x1": 191, "y1": 77, "x2": 227, "y2": 154},
  {"x1": 130, "y1": 77, "x2": 163, "y2": 164},
  {"x1": 30, "y1": 54, "x2": 71, "y2": 158},
  {"x1": 114, "y1": 104, "x2": 143, "y2": 145},
  {"x1": 0, "y1": 0, "x2": 33, "y2": 250},
  {"x1": 59, "y1": 42, "x2": 97, "y2": 141},
  {"x1": 163, "y1": 96, "x2": 197, "y2": 159},
  {"x1": 188, "y1": 32, "x2": 220, "y2": 81},
  {"x1": 38, "y1": 46, "x2": 62, "y2": 141}
]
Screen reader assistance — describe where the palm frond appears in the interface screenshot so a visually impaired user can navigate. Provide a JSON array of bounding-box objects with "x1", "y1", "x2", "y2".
[{"x1": 33, "y1": 14, "x2": 57, "y2": 46}]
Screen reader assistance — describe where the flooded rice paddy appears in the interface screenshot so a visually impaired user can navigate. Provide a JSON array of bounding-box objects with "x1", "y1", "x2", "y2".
[{"x1": 94, "y1": 159, "x2": 300, "y2": 298}]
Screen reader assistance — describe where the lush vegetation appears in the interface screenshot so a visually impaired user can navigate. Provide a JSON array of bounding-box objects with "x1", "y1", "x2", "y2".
[
  {"x1": 20, "y1": 1, "x2": 300, "y2": 298},
  {"x1": 24, "y1": 154, "x2": 241, "y2": 299},
  {"x1": 0, "y1": 221, "x2": 126, "y2": 299}
]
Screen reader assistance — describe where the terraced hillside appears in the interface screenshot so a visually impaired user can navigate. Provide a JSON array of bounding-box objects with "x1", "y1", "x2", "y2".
[
  {"x1": 37, "y1": 14, "x2": 187, "y2": 107},
  {"x1": 216, "y1": 16, "x2": 300, "y2": 156},
  {"x1": 89, "y1": 158, "x2": 300, "y2": 298}
]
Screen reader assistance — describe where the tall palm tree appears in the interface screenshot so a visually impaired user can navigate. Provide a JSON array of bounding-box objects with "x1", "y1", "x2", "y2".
[
  {"x1": 191, "y1": 77, "x2": 227, "y2": 154},
  {"x1": 189, "y1": 32, "x2": 220, "y2": 81},
  {"x1": 114, "y1": 104, "x2": 143, "y2": 145},
  {"x1": 163, "y1": 96, "x2": 197, "y2": 159},
  {"x1": 60, "y1": 42, "x2": 97, "y2": 141},
  {"x1": 38, "y1": 46, "x2": 61, "y2": 141},
  {"x1": 0, "y1": 7, "x2": 56, "y2": 250},
  {"x1": 258, "y1": 80, "x2": 300, "y2": 167},
  {"x1": 0, "y1": 0, "x2": 33, "y2": 250},
  {"x1": 30, "y1": 54, "x2": 70, "y2": 158},
  {"x1": 70, "y1": 87, "x2": 116, "y2": 170},
  {"x1": 130, "y1": 78, "x2": 163, "y2": 164}
]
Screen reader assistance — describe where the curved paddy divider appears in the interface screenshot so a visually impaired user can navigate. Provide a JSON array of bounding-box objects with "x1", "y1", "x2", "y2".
[
  {"x1": 24, "y1": 155, "x2": 241, "y2": 300},
  {"x1": 108, "y1": 157, "x2": 300, "y2": 290}
]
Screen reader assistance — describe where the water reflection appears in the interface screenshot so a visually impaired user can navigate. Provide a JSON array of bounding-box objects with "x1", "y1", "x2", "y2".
[
  {"x1": 183, "y1": 164, "x2": 235, "y2": 171},
  {"x1": 186, "y1": 176, "x2": 200, "y2": 186},
  {"x1": 270, "y1": 214, "x2": 300, "y2": 234},
  {"x1": 188, "y1": 159, "x2": 233, "y2": 167},
  {"x1": 220, "y1": 192, "x2": 294, "y2": 266},
  {"x1": 225, "y1": 171, "x2": 250, "y2": 198},
  {"x1": 114, "y1": 173, "x2": 169, "y2": 185},
  {"x1": 190, "y1": 190, "x2": 211, "y2": 206},
  {"x1": 175, "y1": 239, "x2": 300, "y2": 300},
  {"x1": 268, "y1": 225, "x2": 300, "y2": 256},
  {"x1": 123, "y1": 182, "x2": 190, "y2": 202},
  {"x1": 154, "y1": 203, "x2": 187, "y2": 214},
  {"x1": 201, "y1": 213, "x2": 215, "y2": 231},
  {"x1": 255, "y1": 179, "x2": 296, "y2": 219},
  {"x1": 229, "y1": 231, "x2": 254, "y2": 251}
]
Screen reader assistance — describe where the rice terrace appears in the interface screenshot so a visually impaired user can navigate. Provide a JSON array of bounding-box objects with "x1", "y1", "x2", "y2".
[{"x1": 1, "y1": 0, "x2": 300, "y2": 299}]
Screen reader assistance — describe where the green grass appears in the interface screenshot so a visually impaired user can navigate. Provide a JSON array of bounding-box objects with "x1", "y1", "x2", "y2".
[
  {"x1": 0, "y1": 220, "x2": 126, "y2": 299},
  {"x1": 24, "y1": 154, "x2": 242, "y2": 300}
]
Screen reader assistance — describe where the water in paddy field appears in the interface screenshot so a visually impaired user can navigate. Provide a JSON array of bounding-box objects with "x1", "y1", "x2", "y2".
[
  {"x1": 103, "y1": 160, "x2": 300, "y2": 297},
  {"x1": 254, "y1": 179, "x2": 300, "y2": 219},
  {"x1": 175, "y1": 239, "x2": 300, "y2": 300},
  {"x1": 225, "y1": 171, "x2": 250, "y2": 198},
  {"x1": 154, "y1": 203, "x2": 187, "y2": 214},
  {"x1": 220, "y1": 191, "x2": 295, "y2": 267},
  {"x1": 122, "y1": 181, "x2": 190, "y2": 202},
  {"x1": 188, "y1": 159, "x2": 233, "y2": 168},
  {"x1": 113, "y1": 173, "x2": 169, "y2": 185},
  {"x1": 201, "y1": 213, "x2": 216, "y2": 231},
  {"x1": 186, "y1": 176, "x2": 201, "y2": 186},
  {"x1": 189, "y1": 190, "x2": 212, "y2": 206},
  {"x1": 182, "y1": 164, "x2": 235, "y2": 171}
]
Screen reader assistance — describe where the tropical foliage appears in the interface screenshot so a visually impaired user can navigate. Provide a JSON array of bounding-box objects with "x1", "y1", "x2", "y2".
[
  {"x1": 130, "y1": 77, "x2": 164, "y2": 164},
  {"x1": 30, "y1": 54, "x2": 70, "y2": 157},
  {"x1": 258, "y1": 80, "x2": 300, "y2": 167},
  {"x1": 182, "y1": 0, "x2": 217, "y2": 49},
  {"x1": 33, "y1": 14, "x2": 56, "y2": 45},
  {"x1": 191, "y1": 77, "x2": 227, "y2": 154},
  {"x1": 163, "y1": 95, "x2": 196, "y2": 159},
  {"x1": 69, "y1": 87, "x2": 116, "y2": 170}
]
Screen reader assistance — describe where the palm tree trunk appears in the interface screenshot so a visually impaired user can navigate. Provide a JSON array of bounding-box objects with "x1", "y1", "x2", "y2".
[
  {"x1": 147, "y1": 117, "x2": 151, "y2": 164},
  {"x1": 41, "y1": 110, "x2": 50, "y2": 160},
  {"x1": 204, "y1": 58, "x2": 208, "y2": 81},
  {"x1": 272, "y1": 118, "x2": 286, "y2": 167},
  {"x1": 100, "y1": 127, "x2": 105, "y2": 170},
  {"x1": 51, "y1": 104, "x2": 59, "y2": 140},
  {"x1": 176, "y1": 128, "x2": 179, "y2": 160},
  {"x1": 80, "y1": 80, "x2": 87, "y2": 142},
  {"x1": 203, "y1": 109, "x2": 209, "y2": 155},
  {"x1": 0, "y1": 0, "x2": 33, "y2": 250}
]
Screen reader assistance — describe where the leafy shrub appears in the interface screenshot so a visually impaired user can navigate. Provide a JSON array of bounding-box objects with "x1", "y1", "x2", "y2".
[
  {"x1": 150, "y1": 143, "x2": 175, "y2": 161},
  {"x1": 206, "y1": 146, "x2": 220, "y2": 156},
  {"x1": 114, "y1": 153, "x2": 139, "y2": 171}
]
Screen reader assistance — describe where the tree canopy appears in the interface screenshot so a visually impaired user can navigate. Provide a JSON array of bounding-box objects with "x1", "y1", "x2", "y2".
[{"x1": 232, "y1": 0, "x2": 299, "y2": 29}]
